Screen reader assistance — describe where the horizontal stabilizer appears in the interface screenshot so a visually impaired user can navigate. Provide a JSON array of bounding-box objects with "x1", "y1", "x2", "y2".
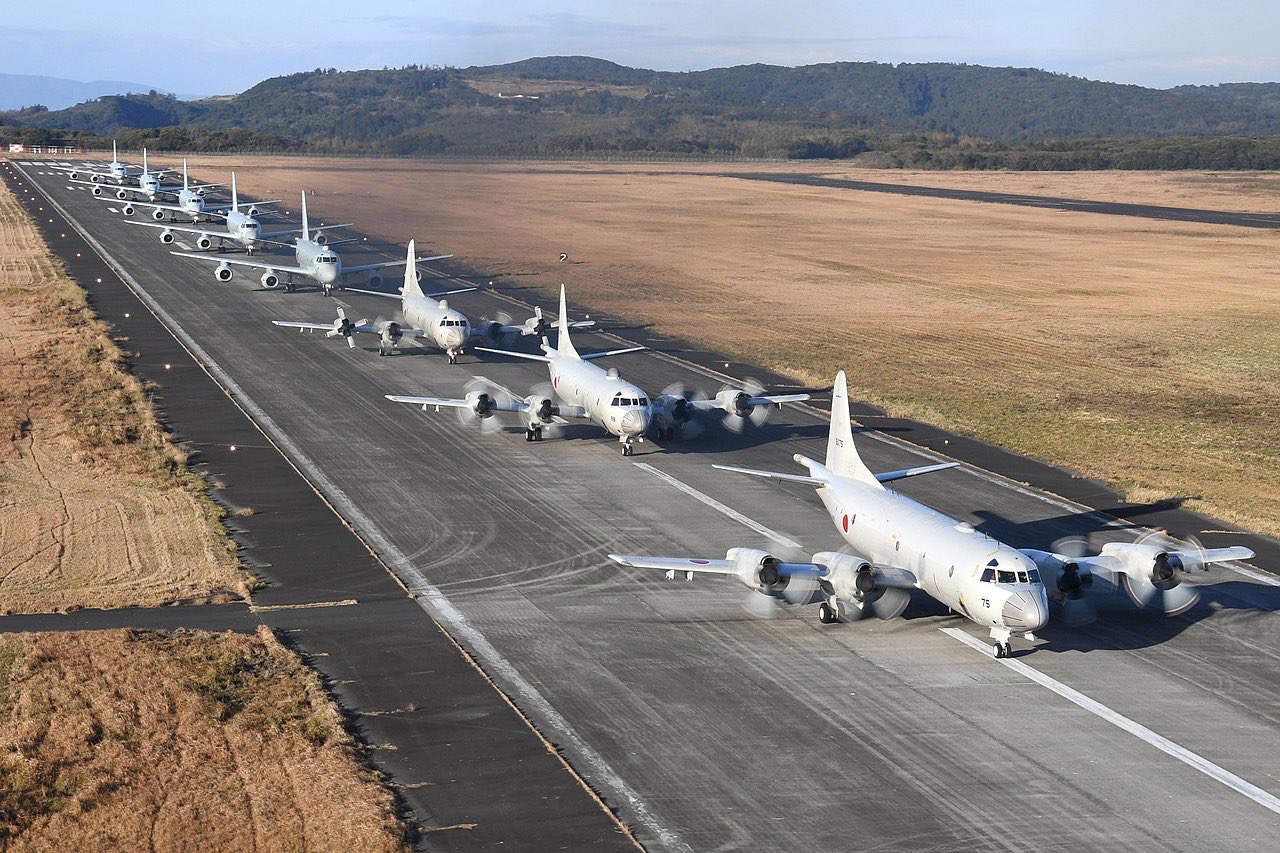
[
  {"x1": 580, "y1": 346, "x2": 646, "y2": 361},
  {"x1": 875, "y1": 461, "x2": 959, "y2": 483},
  {"x1": 712, "y1": 463, "x2": 825, "y2": 487},
  {"x1": 474, "y1": 346, "x2": 552, "y2": 363}
]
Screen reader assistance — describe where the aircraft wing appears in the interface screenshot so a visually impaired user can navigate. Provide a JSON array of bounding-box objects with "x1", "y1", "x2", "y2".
[
  {"x1": 169, "y1": 251, "x2": 311, "y2": 277},
  {"x1": 689, "y1": 393, "x2": 812, "y2": 411},
  {"x1": 98, "y1": 197, "x2": 197, "y2": 216},
  {"x1": 712, "y1": 463, "x2": 826, "y2": 486},
  {"x1": 579, "y1": 346, "x2": 647, "y2": 361},
  {"x1": 874, "y1": 462, "x2": 960, "y2": 483},
  {"x1": 609, "y1": 555, "x2": 741, "y2": 576},
  {"x1": 385, "y1": 394, "x2": 528, "y2": 414},
  {"x1": 343, "y1": 253, "x2": 455, "y2": 274},
  {"x1": 273, "y1": 320, "x2": 424, "y2": 336},
  {"x1": 129, "y1": 221, "x2": 223, "y2": 237}
]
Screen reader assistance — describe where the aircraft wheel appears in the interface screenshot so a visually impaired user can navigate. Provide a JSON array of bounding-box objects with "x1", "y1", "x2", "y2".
[
  {"x1": 818, "y1": 602, "x2": 838, "y2": 624},
  {"x1": 534, "y1": 428, "x2": 543, "y2": 441},
  {"x1": 524, "y1": 429, "x2": 535, "y2": 442},
  {"x1": 622, "y1": 444, "x2": 633, "y2": 457},
  {"x1": 993, "y1": 643, "x2": 1009, "y2": 659},
  {"x1": 1002, "y1": 642, "x2": 1012, "y2": 658}
]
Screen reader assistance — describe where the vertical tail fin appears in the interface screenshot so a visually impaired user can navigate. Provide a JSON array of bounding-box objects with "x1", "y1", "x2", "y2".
[
  {"x1": 182, "y1": 158, "x2": 188, "y2": 191},
  {"x1": 556, "y1": 283, "x2": 580, "y2": 360},
  {"x1": 142, "y1": 147, "x2": 148, "y2": 175},
  {"x1": 300, "y1": 191, "x2": 309, "y2": 242},
  {"x1": 112, "y1": 139, "x2": 117, "y2": 163},
  {"x1": 231, "y1": 172, "x2": 238, "y2": 213},
  {"x1": 402, "y1": 239, "x2": 425, "y2": 299},
  {"x1": 826, "y1": 370, "x2": 882, "y2": 488}
]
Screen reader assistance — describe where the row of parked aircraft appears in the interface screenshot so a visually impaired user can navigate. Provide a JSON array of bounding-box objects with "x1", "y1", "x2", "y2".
[{"x1": 46, "y1": 149, "x2": 1256, "y2": 657}]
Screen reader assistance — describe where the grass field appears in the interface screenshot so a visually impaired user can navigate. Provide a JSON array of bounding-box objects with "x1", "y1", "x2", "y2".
[
  {"x1": 184, "y1": 156, "x2": 1280, "y2": 538},
  {"x1": 0, "y1": 176, "x2": 252, "y2": 613},
  {"x1": 0, "y1": 627, "x2": 406, "y2": 849}
]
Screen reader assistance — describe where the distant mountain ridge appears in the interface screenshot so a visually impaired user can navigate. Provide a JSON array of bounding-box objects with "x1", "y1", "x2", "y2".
[
  {"x1": 0, "y1": 73, "x2": 169, "y2": 111},
  {"x1": 5, "y1": 57, "x2": 1280, "y2": 163}
]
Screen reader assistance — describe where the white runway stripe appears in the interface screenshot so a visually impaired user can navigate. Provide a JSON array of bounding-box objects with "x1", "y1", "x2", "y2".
[
  {"x1": 942, "y1": 627, "x2": 1280, "y2": 817},
  {"x1": 175, "y1": 240, "x2": 193, "y2": 251},
  {"x1": 633, "y1": 461, "x2": 802, "y2": 549}
]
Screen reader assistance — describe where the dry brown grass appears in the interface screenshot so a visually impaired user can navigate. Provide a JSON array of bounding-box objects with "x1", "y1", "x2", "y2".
[
  {"x1": 0, "y1": 176, "x2": 252, "y2": 613},
  {"x1": 188, "y1": 156, "x2": 1280, "y2": 536},
  {"x1": 0, "y1": 627, "x2": 407, "y2": 850}
]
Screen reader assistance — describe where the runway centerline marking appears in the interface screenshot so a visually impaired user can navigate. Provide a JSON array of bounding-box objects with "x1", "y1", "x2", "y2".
[
  {"x1": 942, "y1": 627, "x2": 1280, "y2": 816},
  {"x1": 633, "y1": 462, "x2": 802, "y2": 549}
]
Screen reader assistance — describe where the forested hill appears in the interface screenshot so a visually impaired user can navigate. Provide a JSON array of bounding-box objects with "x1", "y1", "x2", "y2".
[{"x1": 6, "y1": 57, "x2": 1280, "y2": 166}]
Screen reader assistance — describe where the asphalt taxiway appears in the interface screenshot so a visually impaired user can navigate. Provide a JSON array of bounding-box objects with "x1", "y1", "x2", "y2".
[
  {"x1": 9, "y1": 158, "x2": 1280, "y2": 851},
  {"x1": 726, "y1": 171, "x2": 1280, "y2": 228}
]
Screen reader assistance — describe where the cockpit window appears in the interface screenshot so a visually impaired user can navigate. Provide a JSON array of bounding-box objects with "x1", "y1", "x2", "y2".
[
  {"x1": 997, "y1": 570, "x2": 1017, "y2": 584},
  {"x1": 1017, "y1": 571, "x2": 1028, "y2": 583},
  {"x1": 980, "y1": 568, "x2": 995, "y2": 583},
  {"x1": 1028, "y1": 569, "x2": 1041, "y2": 584}
]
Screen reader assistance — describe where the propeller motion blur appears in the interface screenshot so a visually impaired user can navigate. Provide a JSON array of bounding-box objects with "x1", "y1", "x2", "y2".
[
  {"x1": 611, "y1": 370, "x2": 1254, "y2": 657},
  {"x1": 271, "y1": 240, "x2": 483, "y2": 360},
  {"x1": 386, "y1": 284, "x2": 807, "y2": 453},
  {"x1": 170, "y1": 192, "x2": 447, "y2": 295},
  {"x1": 129, "y1": 172, "x2": 294, "y2": 254}
]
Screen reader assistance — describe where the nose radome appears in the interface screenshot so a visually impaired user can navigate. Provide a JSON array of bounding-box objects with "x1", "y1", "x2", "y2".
[
  {"x1": 620, "y1": 410, "x2": 648, "y2": 435},
  {"x1": 1002, "y1": 590, "x2": 1048, "y2": 633}
]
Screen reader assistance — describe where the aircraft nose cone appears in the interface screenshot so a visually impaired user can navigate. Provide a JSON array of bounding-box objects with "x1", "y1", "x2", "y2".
[
  {"x1": 620, "y1": 409, "x2": 648, "y2": 436},
  {"x1": 445, "y1": 330, "x2": 464, "y2": 346},
  {"x1": 1002, "y1": 590, "x2": 1048, "y2": 633}
]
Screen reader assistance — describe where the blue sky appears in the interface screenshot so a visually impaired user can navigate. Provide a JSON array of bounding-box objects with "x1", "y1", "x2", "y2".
[{"x1": 2, "y1": 0, "x2": 1277, "y2": 96}]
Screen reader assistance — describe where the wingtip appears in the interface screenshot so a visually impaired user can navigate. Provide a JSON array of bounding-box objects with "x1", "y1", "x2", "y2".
[{"x1": 606, "y1": 554, "x2": 630, "y2": 566}]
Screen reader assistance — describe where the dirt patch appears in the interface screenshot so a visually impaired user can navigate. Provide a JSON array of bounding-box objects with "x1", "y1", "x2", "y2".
[
  {"x1": 181, "y1": 156, "x2": 1280, "y2": 537},
  {"x1": 0, "y1": 627, "x2": 406, "y2": 850},
  {"x1": 0, "y1": 174, "x2": 252, "y2": 613}
]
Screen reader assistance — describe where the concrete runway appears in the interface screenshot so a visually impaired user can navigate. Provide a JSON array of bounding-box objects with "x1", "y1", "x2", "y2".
[
  {"x1": 12, "y1": 158, "x2": 1280, "y2": 851},
  {"x1": 726, "y1": 172, "x2": 1280, "y2": 228}
]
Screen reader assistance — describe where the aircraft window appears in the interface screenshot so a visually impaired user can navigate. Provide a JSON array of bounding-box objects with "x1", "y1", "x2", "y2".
[
  {"x1": 1028, "y1": 569, "x2": 1041, "y2": 584},
  {"x1": 997, "y1": 570, "x2": 1016, "y2": 584},
  {"x1": 638, "y1": 397, "x2": 648, "y2": 406},
  {"x1": 980, "y1": 568, "x2": 995, "y2": 583},
  {"x1": 1017, "y1": 571, "x2": 1028, "y2": 583},
  {"x1": 611, "y1": 398, "x2": 620, "y2": 406},
  {"x1": 987, "y1": 559, "x2": 999, "y2": 566}
]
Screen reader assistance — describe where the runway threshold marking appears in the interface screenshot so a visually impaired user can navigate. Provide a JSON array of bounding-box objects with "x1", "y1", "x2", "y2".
[
  {"x1": 632, "y1": 462, "x2": 802, "y2": 549},
  {"x1": 15, "y1": 163, "x2": 681, "y2": 851},
  {"x1": 942, "y1": 627, "x2": 1280, "y2": 816}
]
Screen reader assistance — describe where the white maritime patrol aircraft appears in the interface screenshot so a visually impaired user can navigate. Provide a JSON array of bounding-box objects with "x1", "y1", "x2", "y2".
[
  {"x1": 100, "y1": 158, "x2": 238, "y2": 223},
  {"x1": 386, "y1": 284, "x2": 805, "y2": 454},
  {"x1": 170, "y1": 192, "x2": 446, "y2": 295},
  {"x1": 129, "y1": 172, "x2": 292, "y2": 254},
  {"x1": 271, "y1": 240, "x2": 498, "y2": 361},
  {"x1": 610, "y1": 370, "x2": 1254, "y2": 657},
  {"x1": 73, "y1": 148, "x2": 170, "y2": 201},
  {"x1": 54, "y1": 140, "x2": 144, "y2": 184}
]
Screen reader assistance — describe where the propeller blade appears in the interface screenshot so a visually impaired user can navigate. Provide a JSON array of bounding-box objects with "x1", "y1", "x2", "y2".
[
  {"x1": 1057, "y1": 594, "x2": 1097, "y2": 627},
  {"x1": 346, "y1": 335, "x2": 355, "y2": 349},
  {"x1": 742, "y1": 590, "x2": 780, "y2": 619},
  {"x1": 781, "y1": 573, "x2": 819, "y2": 606},
  {"x1": 1051, "y1": 536, "x2": 1092, "y2": 558},
  {"x1": 870, "y1": 586, "x2": 910, "y2": 620},
  {"x1": 723, "y1": 412, "x2": 747, "y2": 434}
]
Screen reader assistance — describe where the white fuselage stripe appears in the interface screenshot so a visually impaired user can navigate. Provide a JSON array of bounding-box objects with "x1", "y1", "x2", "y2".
[
  {"x1": 942, "y1": 627, "x2": 1280, "y2": 816},
  {"x1": 633, "y1": 462, "x2": 802, "y2": 549}
]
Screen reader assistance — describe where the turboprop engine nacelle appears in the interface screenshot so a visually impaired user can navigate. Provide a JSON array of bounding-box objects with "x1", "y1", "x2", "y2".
[
  {"x1": 716, "y1": 387, "x2": 753, "y2": 418},
  {"x1": 246, "y1": 206, "x2": 262, "y2": 217},
  {"x1": 724, "y1": 547, "x2": 804, "y2": 598},
  {"x1": 116, "y1": 188, "x2": 130, "y2": 200},
  {"x1": 523, "y1": 395, "x2": 555, "y2": 429},
  {"x1": 158, "y1": 228, "x2": 174, "y2": 244},
  {"x1": 121, "y1": 204, "x2": 135, "y2": 216},
  {"x1": 366, "y1": 271, "x2": 382, "y2": 287},
  {"x1": 91, "y1": 185, "x2": 103, "y2": 196},
  {"x1": 214, "y1": 263, "x2": 233, "y2": 282},
  {"x1": 811, "y1": 552, "x2": 873, "y2": 603},
  {"x1": 151, "y1": 208, "x2": 166, "y2": 221},
  {"x1": 196, "y1": 233, "x2": 214, "y2": 250},
  {"x1": 260, "y1": 270, "x2": 280, "y2": 288},
  {"x1": 465, "y1": 390, "x2": 497, "y2": 418},
  {"x1": 1100, "y1": 542, "x2": 1194, "y2": 591},
  {"x1": 314, "y1": 232, "x2": 328, "y2": 245}
]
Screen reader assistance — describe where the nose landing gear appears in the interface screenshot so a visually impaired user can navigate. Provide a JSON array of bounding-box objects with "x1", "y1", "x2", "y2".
[{"x1": 524, "y1": 426, "x2": 544, "y2": 442}]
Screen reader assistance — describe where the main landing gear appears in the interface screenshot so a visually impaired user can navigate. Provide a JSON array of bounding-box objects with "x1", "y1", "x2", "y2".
[
  {"x1": 524, "y1": 426, "x2": 543, "y2": 442},
  {"x1": 818, "y1": 601, "x2": 840, "y2": 624},
  {"x1": 992, "y1": 642, "x2": 1013, "y2": 659}
]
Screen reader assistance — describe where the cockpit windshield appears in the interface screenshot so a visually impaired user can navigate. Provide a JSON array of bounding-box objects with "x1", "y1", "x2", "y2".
[
  {"x1": 611, "y1": 396, "x2": 648, "y2": 407},
  {"x1": 319, "y1": 255, "x2": 337, "y2": 264},
  {"x1": 982, "y1": 565, "x2": 1042, "y2": 585}
]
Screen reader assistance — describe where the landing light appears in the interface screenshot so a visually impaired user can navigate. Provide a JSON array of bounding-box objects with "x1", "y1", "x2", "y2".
[
  {"x1": 164, "y1": 363, "x2": 171, "y2": 370},
  {"x1": 230, "y1": 445, "x2": 237, "y2": 452},
  {"x1": 124, "y1": 313, "x2": 130, "y2": 318}
]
